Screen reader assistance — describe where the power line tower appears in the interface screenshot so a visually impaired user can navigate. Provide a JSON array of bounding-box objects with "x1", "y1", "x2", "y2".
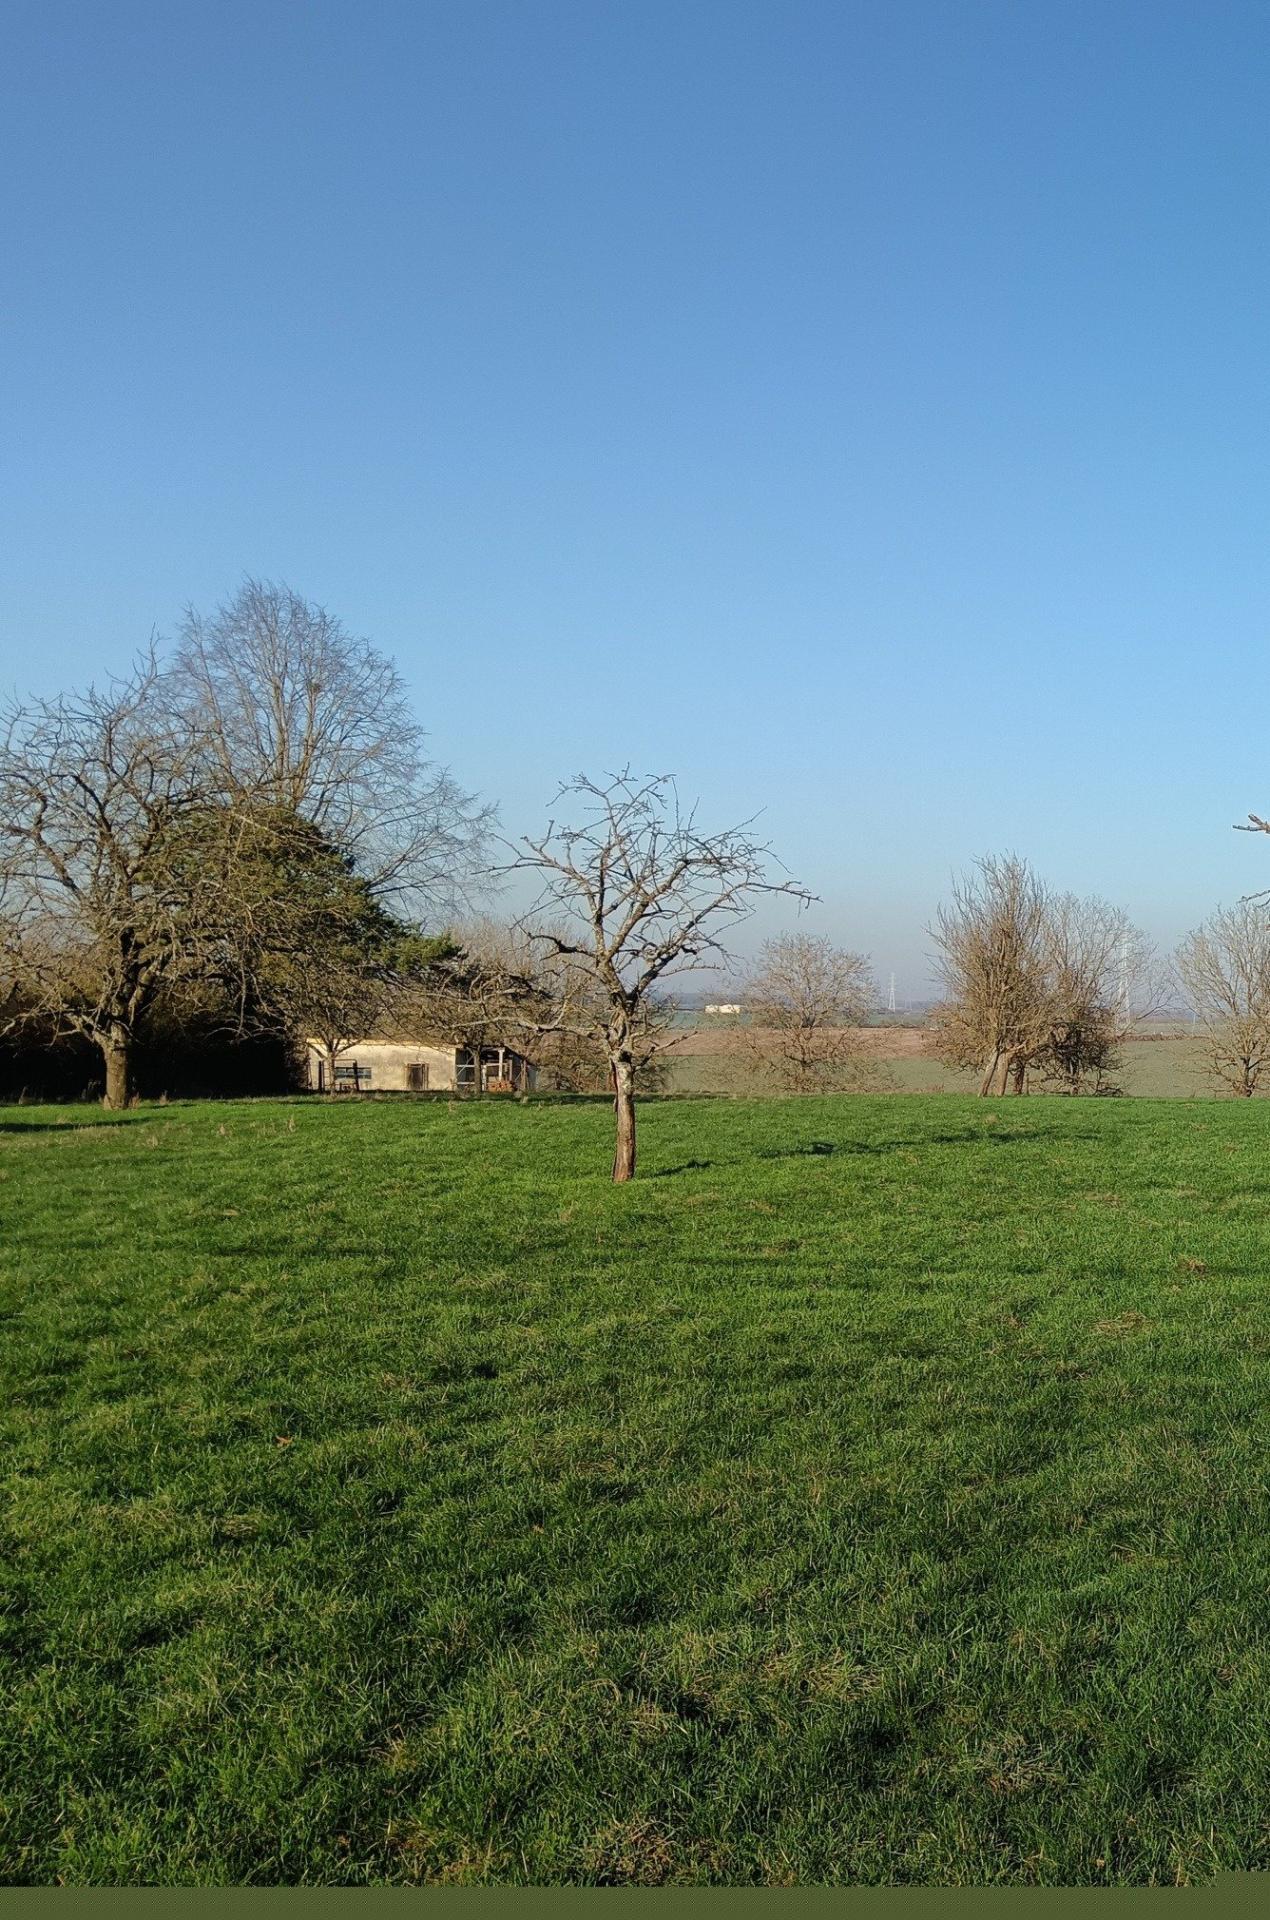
[{"x1": 887, "y1": 971, "x2": 897, "y2": 1014}]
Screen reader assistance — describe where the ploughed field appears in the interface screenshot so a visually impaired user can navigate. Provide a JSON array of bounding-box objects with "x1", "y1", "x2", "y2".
[{"x1": 3, "y1": 1093, "x2": 1270, "y2": 1885}]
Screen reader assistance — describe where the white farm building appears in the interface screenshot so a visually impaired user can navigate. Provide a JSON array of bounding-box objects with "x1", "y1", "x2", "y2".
[{"x1": 306, "y1": 1038, "x2": 536, "y2": 1094}]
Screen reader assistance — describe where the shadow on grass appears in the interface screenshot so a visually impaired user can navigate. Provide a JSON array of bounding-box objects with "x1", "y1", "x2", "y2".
[
  {"x1": 759, "y1": 1134, "x2": 946, "y2": 1160},
  {"x1": 648, "y1": 1127, "x2": 1072, "y2": 1178},
  {"x1": 0, "y1": 1112, "x2": 151, "y2": 1133},
  {"x1": 757, "y1": 1126, "x2": 1101, "y2": 1160}
]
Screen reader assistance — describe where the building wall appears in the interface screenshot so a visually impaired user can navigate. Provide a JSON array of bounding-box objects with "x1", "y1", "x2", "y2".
[{"x1": 306, "y1": 1042, "x2": 458, "y2": 1091}]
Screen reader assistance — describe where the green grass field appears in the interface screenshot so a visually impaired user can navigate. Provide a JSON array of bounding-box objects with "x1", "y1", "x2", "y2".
[{"x1": 5, "y1": 1092, "x2": 1270, "y2": 1885}]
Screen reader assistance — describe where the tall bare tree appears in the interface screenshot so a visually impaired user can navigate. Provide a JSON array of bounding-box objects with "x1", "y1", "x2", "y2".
[
  {"x1": 1035, "y1": 893, "x2": 1155, "y2": 1094},
  {"x1": 1176, "y1": 902, "x2": 1270, "y2": 1096},
  {"x1": 392, "y1": 918, "x2": 550, "y2": 1092},
  {"x1": 402, "y1": 915, "x2": 678, "y2": 1096},
  {"x1": 741, "y1": 932, "x2": 875, "y2": 1092},
  {"x1": 0, "y1": 584, "x2": 490, "y2": 1105},
  {"x1": 930, "y1": 856, "x2": 1151, "y2": 1095},
  {"x1": 0, "y1": 654, "x2": 214, "y2": 1106},
  {"x1": 174, "y1": 579, "x2": 494, "y2": 914},
  {"x1": 930, "y1": 856, "x2": 1052, "y2": 1095},
  {"x1": 535, "y1": 994, "x2": 677, "y2": 1095},
  {"x1": 511, "y1": 771, "x2": 812, "y2": 1180}
]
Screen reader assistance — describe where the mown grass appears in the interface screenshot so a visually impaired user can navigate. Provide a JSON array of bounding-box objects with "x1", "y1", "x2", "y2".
[{"x1": 4, "y1": 1092, "x2": 1270, "y2": 1885}]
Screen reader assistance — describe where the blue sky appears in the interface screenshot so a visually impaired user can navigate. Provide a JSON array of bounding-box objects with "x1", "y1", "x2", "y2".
[{"x1": 4, "y1": 0, "x2": 1270, "y2": 991}]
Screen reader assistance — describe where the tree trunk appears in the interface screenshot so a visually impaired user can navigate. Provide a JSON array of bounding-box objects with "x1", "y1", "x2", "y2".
[
  {"x1": 100, "y1": 1028, "x2": 133, "y2": 1109},
  {"x1": 979, "y1": 1050, "x2": 1001, "y2": 1097},
  {"x1": 611, "y1": 1054, "x2": 637, "y2": 1182},
  {"x1": 1010, "y1": 1054, "x2": 1027, "y2": 1094}
]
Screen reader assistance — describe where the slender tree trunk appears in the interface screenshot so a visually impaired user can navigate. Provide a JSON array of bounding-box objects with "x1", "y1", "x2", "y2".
[
  {"x1": 979, "y1": 1050, "x2": 1001, "y2": 1097},
  {"x1": 100, "y1": 1025, "x2": 133, "y2": 1109},
  {"x1": 1010, "y1": 1054, "x2": 1027, "y2": 1094},
  {"x1": 611, "y1": 1054, "x2": 637, "y2": 1182}
]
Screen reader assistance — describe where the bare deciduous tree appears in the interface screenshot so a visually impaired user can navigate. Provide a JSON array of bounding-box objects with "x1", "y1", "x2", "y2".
[
  {"x1": 511, "y1": 771, "x2": 812, "y2": 1180},
  {"x1": 0, "y1": 584, "x2": 491, "y2": 1106},
  {"x1": 740, "y1": 932, "x2": 875, "y2": 1092},
  {"x1": 1176, "y1": 902, "x2": 1270, "y2": 1097},
  {"x1": 931, "y1": 856, "x2": 1153, "y2": 1095},
  {"x1": 0, "y1": 654, "x2": 216, "y2": 1107},
  {"x1": 930, "y1": 856, "x2": 1052, "y2": 1095},
  {"x1": 390, "y1": 917, "x2": 548, "y2": 1092},
  {"x1": 285, "y1": 956, "x2": 441, "y2": 1095},
  {"x1": 541, "y1": 1009, "x2": 676, "y2": 1095},
  {"x1": 1034, "y1": 894, "x2": 1156, "y2": 1095},
  {"x1": 175, "y1": 578, "x2": 494, "y2": 914}
]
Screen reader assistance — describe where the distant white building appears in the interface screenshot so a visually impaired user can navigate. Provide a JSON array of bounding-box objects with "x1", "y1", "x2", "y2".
[{"x1": 704, "y1": 1003, "x2": 742, "y2": 1016}]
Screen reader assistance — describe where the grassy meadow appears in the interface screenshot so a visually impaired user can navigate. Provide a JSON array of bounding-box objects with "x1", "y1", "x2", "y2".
[{"x1": 5, "y1": 1091, "x2": 1270, "y2": 1884}]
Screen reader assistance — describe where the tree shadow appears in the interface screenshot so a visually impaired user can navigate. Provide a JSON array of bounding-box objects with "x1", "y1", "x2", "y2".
[
  {"x1": 0, "y1": 1113, "x2": 151, "y2": 1133},
  {"x1": 758, "y1": 1126, "x2": 1100, "y2": 1159},
  {"x1": 649, "y1": 1125, "x2": 1080, "y2": 1177},
  {"x1": 759, "y1": 1136, "x2": 905, "y2": 1160}
]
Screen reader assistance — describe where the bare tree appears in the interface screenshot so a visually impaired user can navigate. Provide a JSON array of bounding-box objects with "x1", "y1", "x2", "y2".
[
  {"x1": 394, "y1": 918, "x2": 547, "y2": 1092},
  {"x1": 741, "y1": 932, "x2": 875, "y2": 1092},
  {"x1": 930, "y1": 856, "x2": 1153, "y2": 1095},
  {"x1": 930, "y1": 856, "x2": 1053, "y2": 1095},
  {"x1": 257, "y1": 926, "x2": 410, "y2": 1097},
  {"x1": 511, "y1": 771, "x2": 812, "y2": 1180},
  {"x1": 1034, "y1": 894, "x2": 1156, "y2": 1094},
  {"x1": 0, "y1": 588, "x2": 491, "y2": 1106},
  {"x1": 531, "y1": 973, "x2": 678, "y2": 1095},
  {"x1": 174, "y1": 579, "x2": 494, "y2": 914},
  {"x1": 1236, "y1": 812, "x2": 1270, "y2": 857},
  {"x1": 0, "y1": 654, "x2": 214, "y2": 1106},
  {"x1": 539, "y1": 1008, "x2": 676, "y2": 1095},
  {"x1": 1176, "y1": 902, "x2": 1270, "y2": 1096},
  {"x1": 283, "y1": 959, "x2": 410, "y2": 1095},
  {"x1": 393, "y1": 915, "x2": 675, "y2": 1096}
]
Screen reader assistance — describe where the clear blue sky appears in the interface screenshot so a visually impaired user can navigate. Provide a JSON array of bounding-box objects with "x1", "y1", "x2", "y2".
[{"x1": 4, "y1": 0, "x2": 1270, "y2": 991}]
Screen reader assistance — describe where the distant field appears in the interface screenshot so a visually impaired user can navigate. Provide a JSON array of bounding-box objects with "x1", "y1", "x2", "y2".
[
  {"x1": 6, "y1": 1093, "x2": 1270, "y2": 1884},
  {"x1": 667, "y1": 1021, "x2": 1217, "y2": 1099}
]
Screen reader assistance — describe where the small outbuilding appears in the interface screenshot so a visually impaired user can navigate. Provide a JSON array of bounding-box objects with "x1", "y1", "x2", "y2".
[{"x1": 306, "y1": 1038, "x2": 536, "y2": 1094}]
